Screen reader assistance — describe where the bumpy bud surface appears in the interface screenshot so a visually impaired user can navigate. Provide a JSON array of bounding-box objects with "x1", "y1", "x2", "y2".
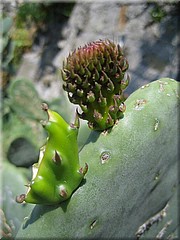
[{"x1": 61, "y1": 39, "x2": 129, "y2": 130}]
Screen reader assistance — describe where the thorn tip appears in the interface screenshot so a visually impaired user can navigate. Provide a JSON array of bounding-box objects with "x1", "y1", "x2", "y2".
[
  {"x1": 41, "y1": 103, "x2": 49, "y2": 111},
  {"x1": 16, "y1": 194, "x2": 26, "y2": 203}
]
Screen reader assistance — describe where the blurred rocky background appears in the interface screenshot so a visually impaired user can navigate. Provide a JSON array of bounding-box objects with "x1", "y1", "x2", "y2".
[
  {"x1": 0, "y1": 1, "x2": 179, "y2": 237},
  {"x1": 2, "y1": 1, "x2": 179, "y2": 100}
]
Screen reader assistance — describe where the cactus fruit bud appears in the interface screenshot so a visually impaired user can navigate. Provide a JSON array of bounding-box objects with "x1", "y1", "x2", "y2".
[
  {"x1": 61, "y1": 39, "x2": 129, "y2": 130},
  {"x1": 16, "y1": 104, "x2": 88, "y2": 205}
]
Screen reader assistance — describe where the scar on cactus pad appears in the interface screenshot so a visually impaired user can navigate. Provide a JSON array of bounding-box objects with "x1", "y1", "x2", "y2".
[
  {"x1": 16, "y1": 103, "x2": 88, "y2": 205},
  {"x1": 61, "y1": 39, "x2": 129, "y2": 130}
]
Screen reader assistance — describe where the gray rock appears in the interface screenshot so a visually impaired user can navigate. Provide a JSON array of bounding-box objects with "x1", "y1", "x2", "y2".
[
  {"x1": 15, "y1": 2, "x2": 179, "y2": 100},
  {"x1": 54, "y1": 2, "x2": 178, "y2": 94}
]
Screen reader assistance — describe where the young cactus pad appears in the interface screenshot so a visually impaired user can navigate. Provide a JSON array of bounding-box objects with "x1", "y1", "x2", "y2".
[
  {"x1": 16, "y1": 103, "x2": 88, "y2": 205},
  {"x1": 61, "y1": 39, "x2": 129, "y2": 130}
]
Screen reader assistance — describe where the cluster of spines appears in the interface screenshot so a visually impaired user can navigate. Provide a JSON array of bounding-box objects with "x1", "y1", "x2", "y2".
[{"x1": 61, "y1": 39, "x2": 129, "y2": 130}]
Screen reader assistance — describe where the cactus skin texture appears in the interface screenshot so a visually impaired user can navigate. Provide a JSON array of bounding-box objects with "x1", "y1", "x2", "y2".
[
  {"x1": 16, "y1": 78, "x2": 179, "y2": 239},
  {"x1": 61, "y1": 39, "x2": 129, "y2": 130},
  {"x1": 16, "y1": 103, "x2": 88, "y2": 205}
]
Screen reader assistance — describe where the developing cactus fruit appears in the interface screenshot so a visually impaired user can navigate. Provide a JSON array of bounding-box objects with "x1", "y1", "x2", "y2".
[
  {"x1": 61, "y1": 39, "x2": 129, "y2": 130},
  {"x1": 16, "y1": 103, "x2": 88, "y2": 204}
]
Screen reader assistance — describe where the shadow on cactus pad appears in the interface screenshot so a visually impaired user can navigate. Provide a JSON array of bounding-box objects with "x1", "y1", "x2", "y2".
[{"x1": 7, "y1": 137, "x2": 39, "y2": 168}]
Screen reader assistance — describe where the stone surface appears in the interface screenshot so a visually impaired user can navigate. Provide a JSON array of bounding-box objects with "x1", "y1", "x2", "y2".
[{"x1": 15, "y1": 2, "x2": 179, "y2": 100}]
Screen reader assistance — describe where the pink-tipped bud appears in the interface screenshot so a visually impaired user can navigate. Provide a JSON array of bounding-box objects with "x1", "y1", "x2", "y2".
[{"x1": 62, "y1": 39, "x2": 129, "y2": 130}]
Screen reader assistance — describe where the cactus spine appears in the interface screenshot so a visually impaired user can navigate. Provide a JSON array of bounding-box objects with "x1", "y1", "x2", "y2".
[{"x1": 16, "y1": 103, "x2": 88, "y2": 204}]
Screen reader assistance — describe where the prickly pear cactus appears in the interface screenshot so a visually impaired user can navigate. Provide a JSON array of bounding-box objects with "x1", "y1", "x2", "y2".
[
  {"x1": 16, "y1": 78, "x2": 179, "y2": 239},
  {"x1": 61, "y1": 39, "x2": 129, "y2": 130},
  {"x1": 16, "y1": 103, "x2": 88, "y2": 204}
]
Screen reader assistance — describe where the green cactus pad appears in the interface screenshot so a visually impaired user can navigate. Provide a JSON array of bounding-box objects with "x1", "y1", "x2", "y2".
[
  {"x1": 61, "y1": 39, "x2": 129, "y2": 130},
  {"x1": 16, "y1": 78, "x2": 179, "y2": 238},
  {"x1": 2, "y1": 162, "x2": 33, "y2": 238},
  {"x1": 16, "y1": 103, "x2": 88, "y2": 205}
]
